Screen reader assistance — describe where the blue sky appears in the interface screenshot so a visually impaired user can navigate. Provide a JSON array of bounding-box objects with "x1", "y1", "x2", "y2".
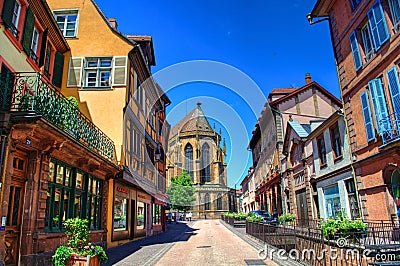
[{"x1": 96, "y1": 0, "x2": 340, "y2": 187}]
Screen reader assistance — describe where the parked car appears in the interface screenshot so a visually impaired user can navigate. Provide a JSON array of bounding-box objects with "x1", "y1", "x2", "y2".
[{"x1": 250, "y1": 210, "x2": 278, "y2": 225}]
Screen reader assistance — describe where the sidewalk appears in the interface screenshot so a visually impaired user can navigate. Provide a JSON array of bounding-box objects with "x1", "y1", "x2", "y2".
[
  {"x1": 219, "y1": 220, "x2": 304, "y2": 266},
  {"x1": 104, "y1": 221, "x2": 196, "y2": 266}
]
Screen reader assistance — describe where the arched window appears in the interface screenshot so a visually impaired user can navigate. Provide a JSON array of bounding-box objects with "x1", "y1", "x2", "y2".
[
  {"x1": 391, "y1": 170, "x2": 400, "y2": 216},
  {"x1": 185, "y1": 144, "x2": 193, "y2": 178},
  {"x1": 201, "y1": 143, "x2": 211, "y2": 183},
  {"x1": 204, "y1": 193, "x2": 210, "y2": 211},
  {"x1": 216, "y1": 193, "x2": 222, "y2": 210}
]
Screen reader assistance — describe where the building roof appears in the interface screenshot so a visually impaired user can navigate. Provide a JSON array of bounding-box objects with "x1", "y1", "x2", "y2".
[
  {"x1": 310, "y1": 0, "x2": 334, "y2": 17},
  {"x1": 269, "y1": 81, "x2": 342, "y2": 106},
  {"x1": 170, "y1": 103, "x2": 213, "y2": 137},
  {"x1": 307, "y1": 110, "x2": 343, "y2": 139},
  {"x1": 91, "y1": 0, "x2": 137, "y2": 47},
  {"x1": 288, "y1": 120, "x2": 310, "y2": 138}
]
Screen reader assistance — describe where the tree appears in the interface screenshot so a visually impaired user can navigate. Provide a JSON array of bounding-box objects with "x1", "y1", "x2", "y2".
[{"x1": 167, "y1": 170, "x2": 196, "y2": 213}]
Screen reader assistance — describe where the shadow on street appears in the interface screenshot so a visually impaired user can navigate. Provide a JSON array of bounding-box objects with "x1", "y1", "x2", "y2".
[{"x1": 103, "y1": 222, "x2": 197, "y2": 265}]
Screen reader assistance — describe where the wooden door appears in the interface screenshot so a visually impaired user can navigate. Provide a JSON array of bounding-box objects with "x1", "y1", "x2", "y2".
[
  {"x1": 296, "y1": 189, "x2": 308, "y2": 227},
  {"x1": 5, "y1": 153, "x2": 27, "y2": 265}
]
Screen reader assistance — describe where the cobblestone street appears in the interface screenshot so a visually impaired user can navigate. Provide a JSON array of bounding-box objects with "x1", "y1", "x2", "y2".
[{"x1": 105, "y1": 220, "x2": 278, "y2": 266}]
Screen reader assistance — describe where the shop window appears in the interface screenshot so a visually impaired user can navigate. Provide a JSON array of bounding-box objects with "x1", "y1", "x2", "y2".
[
  {"x1": 153, "y1": 204, "x2": 161, "y2": 225},
  {"x1": 114, "y1": 195, "x2": 128, "y2": 231},
  {"x1": 137, "y1": 201, "x2": 146, "y2": 230},
  {"x1": 45, "y1": 159, "x2": 103, "y2": 232},
  {"x1": 324, "y1": 185, "x2": 341, "y2": 218}
]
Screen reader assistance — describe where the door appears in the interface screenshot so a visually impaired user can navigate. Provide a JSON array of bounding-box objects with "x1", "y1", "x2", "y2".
[
  {"x1": 5, "y1": 153, "x2": 27, "y2": 265},
  {"x1": 296, "y1": 189, "x2": 309, "y2": 227}
]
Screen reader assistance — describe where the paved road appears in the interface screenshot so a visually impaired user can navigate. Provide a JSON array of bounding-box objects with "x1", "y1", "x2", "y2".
[
  {"x1": 155, "y1": 220, "x2": 277, "y2": 266},
  {"x1": 105, "y1": 222, "x2": 194, "y2": 266}
]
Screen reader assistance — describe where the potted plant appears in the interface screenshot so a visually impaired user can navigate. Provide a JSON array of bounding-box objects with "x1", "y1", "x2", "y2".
[
  {"x1": 52, "y1": 218, "x2": 108, "y2": 266},
  {"x1": 320, "y1": 213, "x2": 367, "y2": 241}
]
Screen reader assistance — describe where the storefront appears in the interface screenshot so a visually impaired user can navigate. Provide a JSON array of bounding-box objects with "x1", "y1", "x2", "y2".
[
  {"x1": 109, "y1": 180, "x2": 153, "y2": 246},
  {"x1": 317, "y1": 171, "x2": 359, "y2": 219}
]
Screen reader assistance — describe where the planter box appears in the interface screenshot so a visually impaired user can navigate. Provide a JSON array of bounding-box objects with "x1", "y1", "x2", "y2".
[{"x1": 67, "y1": 255, "x2": 99, "y2": 266}]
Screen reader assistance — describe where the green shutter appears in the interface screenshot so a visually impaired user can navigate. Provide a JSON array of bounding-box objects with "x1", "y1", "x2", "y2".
[
  {"x1": 0, "y1": 64, "x2": 15, "y2": 111},
  {"x1": 38, "y1": 28, "x2": 48, "y2": 68},
  {"x1": 52, "y1": 51, "x2": 64, "y2": 88},
  {"x1": 1, "y1": 0, "x2": 15, "y2": 29},
  {"x1": 22, "y1": 7, "x2": 35, "y2": 55}
]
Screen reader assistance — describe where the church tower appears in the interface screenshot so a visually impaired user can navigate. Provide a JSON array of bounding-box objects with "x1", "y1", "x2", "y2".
[{"x1": 166, "y1": 103, "x2": 230, "y2": 218}]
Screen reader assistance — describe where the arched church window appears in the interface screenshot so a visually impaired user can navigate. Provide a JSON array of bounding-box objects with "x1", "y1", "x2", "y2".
[
  {"x1": 204, "y1": 193, "x2": 210, "y2": 211},
  {"x1": 201, "y1": 143, "x2": 211, "y2": 183},
  {"x1": 185, "y1": 144, "x2": 193, "y2": 179},
  {"x1": 217, "y1": 193, "x2": 222, "y2": 210}
]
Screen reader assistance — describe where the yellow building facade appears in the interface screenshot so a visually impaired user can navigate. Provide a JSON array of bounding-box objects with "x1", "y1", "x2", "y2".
[{"x1": 46, "y1": 0, "x2": 167, "y2": 247}]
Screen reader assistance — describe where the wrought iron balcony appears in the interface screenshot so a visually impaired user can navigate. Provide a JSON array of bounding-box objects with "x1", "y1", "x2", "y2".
[
  {"x1": 379, "y1": 112, "x2": 400, "y2": 145},
  {"x1": 0, "y1": 72, "x2": 116, "y2": 162}
]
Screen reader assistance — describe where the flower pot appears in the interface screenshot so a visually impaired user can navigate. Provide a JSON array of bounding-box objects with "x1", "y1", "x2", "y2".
[{"x1": 67, "y1": 255, "x2": 99, "y2": 266}]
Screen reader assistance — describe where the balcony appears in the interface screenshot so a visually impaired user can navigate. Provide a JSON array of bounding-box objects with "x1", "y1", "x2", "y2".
[
  {"x1": 379, "y1": 112, "x2": 400, "y2": 146},
  {"x1": 0, "y1": 72, "x2": 116, "y2": 162}
]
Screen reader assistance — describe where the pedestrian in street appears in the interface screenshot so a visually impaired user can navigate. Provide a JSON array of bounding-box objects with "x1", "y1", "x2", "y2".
[
  {"x1": 187, "y1": 212, "x2": 192, "y2": 222},
  {"x1": 167, "y1": 212, "x2": 172, "y2": 224}
]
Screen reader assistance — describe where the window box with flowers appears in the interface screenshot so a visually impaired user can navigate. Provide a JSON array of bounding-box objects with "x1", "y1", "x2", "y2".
[{"x1": 52, "y1": 218, "x2": 108, "y2": 266}]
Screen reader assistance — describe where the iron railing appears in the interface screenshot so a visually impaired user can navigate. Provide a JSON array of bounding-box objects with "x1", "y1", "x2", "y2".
[
  {"x1": 0, "y1": 72, "x2": 116, "y2": 162},
  {"x1": 242, "y1": 220, "x2": 400, "y2": 266},
  {"x1": 379, "y1": 112, "x2": 400, "y2": 145}
]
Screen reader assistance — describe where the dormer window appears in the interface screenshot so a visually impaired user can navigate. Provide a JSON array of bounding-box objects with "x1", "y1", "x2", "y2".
[{"x1": 54, "y1": 9, "x2": 79, "y2": 38}]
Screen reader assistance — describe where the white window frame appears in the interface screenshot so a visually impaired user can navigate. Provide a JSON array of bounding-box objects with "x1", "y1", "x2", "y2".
[
  {"x1": 11, "y1": 1, "x2": 21, "y2": 30},
  {"x1": 83, "y1": 57, "x2": 112, "y2": 88},
  {"x1": 361, "y1": 23, "x2": 374, "y2": 61},
  {"x1": 53, "y1": 9, "x2": 79, "y2": 38},
  {"x1": 30, "y1": 27, "x2": 39, "y2": 62}
]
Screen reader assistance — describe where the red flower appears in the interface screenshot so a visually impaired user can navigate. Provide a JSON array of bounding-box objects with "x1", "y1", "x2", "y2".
[{"x1": 78, "y1": 240, "x2": 83, "y2": 245}]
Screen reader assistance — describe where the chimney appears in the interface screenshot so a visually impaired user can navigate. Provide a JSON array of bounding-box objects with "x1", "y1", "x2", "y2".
[
  {"x1": 305, "y1": 73, "x2": 312, "y2": 84},
  {"x1": 108, "y1": 18, "x2": 118, "y2": 30}
]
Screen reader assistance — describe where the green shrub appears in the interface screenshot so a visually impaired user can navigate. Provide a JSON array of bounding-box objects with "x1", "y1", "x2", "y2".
[
  {"x1": 278, "y1": 213, "x2": 296, "y2": 224},
  {"x1": 246, "y1": 215, "x2": 264, "y2": 222}
]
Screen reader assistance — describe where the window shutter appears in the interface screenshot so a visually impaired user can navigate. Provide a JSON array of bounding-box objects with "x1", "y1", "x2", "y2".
[
  {"x1": 22, "y1": 7, "x2": 34, "y2": 55},
  {"x1": 368, "y1": 78, "x2": 389, "y2": 134},
  {"x1": 1, "y1": 0, "x2": 15, "y2": 29},
  {"x1": 360, "y1": 91, "x2": 376, "y2": 142},
  {"x1": 52, "y1": 51, "x2": 64, "y2": 88},
  {"x1": 387, "y1": 66, "x2": 400, "y2": 115},
  {"x1": 112, "y1": 56, "x2": 127, "y2": 86},
  {"x1": 368, "y1": 0, "x2": 390, "y2": 50},
  {"x1": 349, "y1": 31, "x2": 362, "y2": 71},
  {"x1": 67, "y1": 57, "x2": 84, "y2": 87},
  {"x1": 0, "y1": 64, "x2": 15, "y2": 111},
  {"x1": 38, "y1": 28, "x2": 48, "y2": 68}
]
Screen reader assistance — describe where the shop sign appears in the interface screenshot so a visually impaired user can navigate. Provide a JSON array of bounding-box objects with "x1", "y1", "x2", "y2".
[
  {"x1": 138, "y1": 194, "x2": 146, "y2": 200},
  {"x1": 117, "y1": 187, "x2": 128, "y2": 194}
]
